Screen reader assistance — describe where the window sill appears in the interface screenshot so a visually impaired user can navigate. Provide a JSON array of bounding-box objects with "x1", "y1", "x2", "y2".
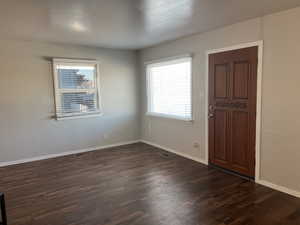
[
  {"x1": 56, "y1": 113, "x2": 103, "y2": 121},
  {"x1": 146, "y1": 112, "x2": 193, "y2": 122}
]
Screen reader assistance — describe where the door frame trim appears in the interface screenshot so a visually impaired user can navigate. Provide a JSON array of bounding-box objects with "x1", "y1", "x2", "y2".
[{"x1": 205, "y1": 41, "x2": 264, "y2": 182}]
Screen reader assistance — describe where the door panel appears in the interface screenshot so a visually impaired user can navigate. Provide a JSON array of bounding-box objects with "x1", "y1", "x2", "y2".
[
  {"x1": 233, "y1": 62, "x2": 249, "y2": 99},
  {"x1": 214, "y1": 110, "x2": 228, "y2": 162},
  {"x1": 208, "y1": 47, "x2": 257, "y2": 178},
  {"x1": 215, "y1": 64, "x2": 229, "y2": 99},
  {"x1": 231, "y1": 111, "x2": 249, "y2": 171}
]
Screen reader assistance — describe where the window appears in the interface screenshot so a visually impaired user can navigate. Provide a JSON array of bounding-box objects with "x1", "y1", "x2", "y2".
[
  {"x1": 146, "y1": 56, "x2": 192, "y2": 121},
  {"x1": 53, "y1": 59, "x2": 101, "y2": 119}
]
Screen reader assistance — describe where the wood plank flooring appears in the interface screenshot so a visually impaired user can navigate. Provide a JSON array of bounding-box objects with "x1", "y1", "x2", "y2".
[{"x1": 1, "y1": 143, "x2": 300, "y2": 225}]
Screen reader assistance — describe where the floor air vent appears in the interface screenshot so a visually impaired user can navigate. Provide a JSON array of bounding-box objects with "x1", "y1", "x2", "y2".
[{"x1": 160, "y1": 152, "x2": 170, "y2": 158}]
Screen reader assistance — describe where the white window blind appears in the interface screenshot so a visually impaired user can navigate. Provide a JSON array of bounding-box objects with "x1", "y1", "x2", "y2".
[
  {"x1": 146, "y1": 56, "x2": 192, "y2": 121},
  {"x1": 53, "y1": 59, "x2": 101, "y2": 119}
]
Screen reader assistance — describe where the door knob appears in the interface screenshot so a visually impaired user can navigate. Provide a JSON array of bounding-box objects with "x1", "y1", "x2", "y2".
[{"x1": 208, "y1": 105, "x2": 214, "y2": 118}]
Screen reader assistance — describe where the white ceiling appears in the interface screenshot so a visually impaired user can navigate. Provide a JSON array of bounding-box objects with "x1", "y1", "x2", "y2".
[{"x1": 1, "y1": 0, "x2": 300, "y2": 50}]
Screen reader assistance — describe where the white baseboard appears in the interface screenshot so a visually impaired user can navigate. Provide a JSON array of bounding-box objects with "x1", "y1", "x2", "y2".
[
  {"x1": 141, "y1": 140, "x2": 300, "y2": 199},
  {"x1": 141, "y1": 140, "x2": 208, "y2": 165},
  {"x1": 256, "y1": 179, "x2": 300, "y2": 198},
  {"x1": 0, "y1": 140, "x2": 141, "y2": 167}
]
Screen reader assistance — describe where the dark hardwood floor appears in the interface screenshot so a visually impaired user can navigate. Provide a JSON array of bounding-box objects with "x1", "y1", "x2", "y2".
[{"x1": 1, "y1": 143, "x2": 300, "y2": 225}]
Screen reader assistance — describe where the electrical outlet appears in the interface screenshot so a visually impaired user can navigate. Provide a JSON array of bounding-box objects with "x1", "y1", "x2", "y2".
[{"x1": 193, "y1": 142, "x2": 200, "y2": 148}]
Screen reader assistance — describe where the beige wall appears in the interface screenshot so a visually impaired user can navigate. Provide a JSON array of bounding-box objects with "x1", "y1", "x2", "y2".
[
  {"x1": 261, "y1": 8, "x2": 300, "y2": 191},
  {"x1": 139, "y1": 7, "x2": 300, "y2": 192},
  {"x1": 139, "y1": 17, "x2": 262, "y2": 161},
  {"x1": 0, "y1": 39, "x2": 140, "y2": 163}
]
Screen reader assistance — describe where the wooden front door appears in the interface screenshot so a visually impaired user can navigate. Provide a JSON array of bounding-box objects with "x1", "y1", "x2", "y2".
[{"x1": 208, "y1": 47, "x2": 258, "y2": 178}]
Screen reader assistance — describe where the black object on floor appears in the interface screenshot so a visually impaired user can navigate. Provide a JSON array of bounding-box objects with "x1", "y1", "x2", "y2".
[{"x1": 0, "y1": 193, "x2": 7, "y2": 225}]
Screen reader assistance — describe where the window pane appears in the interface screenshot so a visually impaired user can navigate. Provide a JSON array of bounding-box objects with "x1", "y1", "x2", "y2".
[
  {"x1": 57, "y1": 65, "x2": 96, "y2": 89},
  {"x1": 59, "y1": 92, "x2": 98, "y2": 114},
  {"x1": 147, "y1": 58, "x2": 192, "y2": 119}
]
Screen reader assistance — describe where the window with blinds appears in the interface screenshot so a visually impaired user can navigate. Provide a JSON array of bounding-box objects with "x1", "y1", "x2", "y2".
[
  {"x1": 146, "y1": 56, "x2": 192, "y2": 121},
  {"x1": 53, "y1": 59, "x2": 101, "y2": 119}
]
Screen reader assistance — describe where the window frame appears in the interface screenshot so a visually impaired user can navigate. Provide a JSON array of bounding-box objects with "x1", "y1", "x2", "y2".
[
  {"x1": 145, "y1": 55, "x2": 193, "y2": 122},
  {"x1": 52, "y1": 58, "x2": 102, "y2": 120}
]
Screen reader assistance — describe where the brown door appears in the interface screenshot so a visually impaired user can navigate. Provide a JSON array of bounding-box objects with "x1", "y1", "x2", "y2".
[{"x1": 208, "y1": 47, "x2": 257, "y2": 178}]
